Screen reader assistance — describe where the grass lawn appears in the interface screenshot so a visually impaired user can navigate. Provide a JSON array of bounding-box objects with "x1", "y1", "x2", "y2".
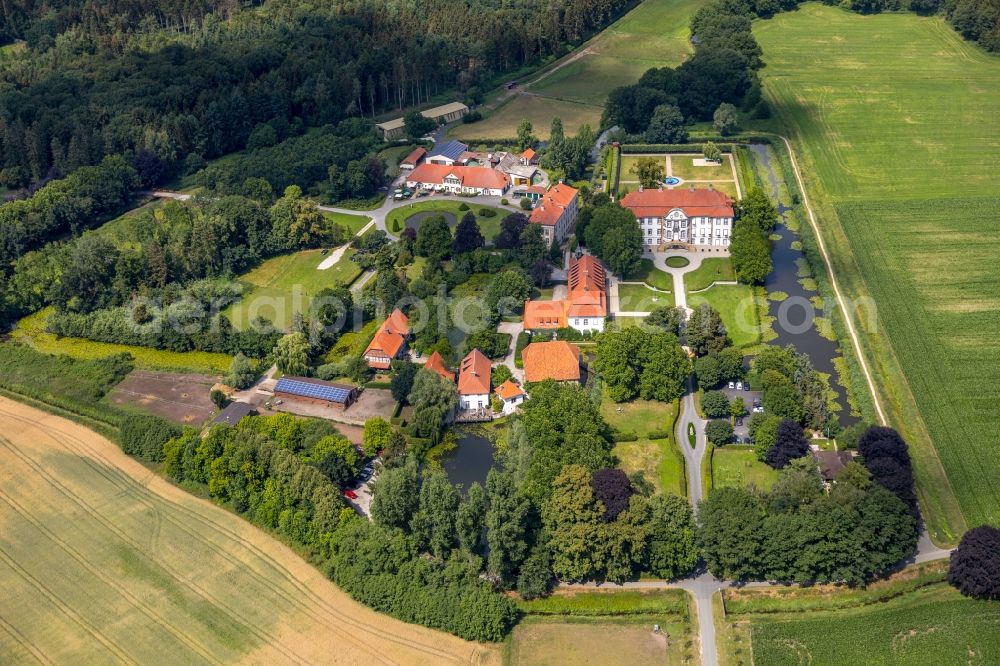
[
  {"x1": 378, "y1": 143, "x2": 422, "y2": 178},
  {"x1": 324, "y1": 319, "x2": 379, "y2": 362},
  {"x1": 384, "y1": 200, "x2": 504, "y2": 241},
  {"x1": 603, "y1": 394, "x2": 684, "y2": 495},
  {"x1": 620, "y1": 154, "x2": 669, "y2": 181},
  {"x1": 670, "y1": 154, "x2": 735, "y2": 181},
  {"x1": 322, "y1": 210, "x2": 371, "y2": 235},
  {"x1": 453, "y1": 0, "x2": 700, "y2": 138},
  {"x1": 93, "y1": 199, "x2": 167, "y2": 247},
  {"x1": 10, "y1": 309, "x2": 232, "y2": 375},
  {"x1": 688, "y1": 284, "x2": 762, "y2": 348},
  {"x1": 710, "y1": 446, "x2": 779, "y2": 491},
  {"x1": 684, "y1": 257, "x2": 735, "y2": 292},
  {"x1": 617, "y1": 282, "x2": 673, "y2": 312},
  {"x1": 448, "y1": 273, "x2": 494, "y2": 334},
  {"x1": 665, "y1": 256, "x2": 689, "y2": 268},
  {"x1": 225, "y1": 249, "x2": 362, "y2": 331},
  {"x1": 626, "y1": 258, "x2": 673, "y2": 290},
  {"x1": 755, "y1": 3, "x2": 1000, "y2": 539}
]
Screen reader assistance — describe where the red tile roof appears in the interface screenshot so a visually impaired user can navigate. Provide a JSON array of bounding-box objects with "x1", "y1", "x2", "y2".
[
  {"x1": 406, "y1": 163, "x2": 510, "y2": 191},
  {"x1": 521, "y1": 148, "x2": 537, "y2": 161},
  {"x1": 523, "y1": 254, "x2": 607, "y2": 328},
  {"x1": 401, "y1": 146, "x2": 426, "y2": 166},
  {"x1": 364, "y1": 308, "x2": 410, "y2": 367},
  {"x1": 495, "y1": 380, "x2": 525, "y2": 400},
  {"x1": 424, "y1": 351, "x2": 454, "y2": 382},
  {"x1": 620, "y1": 187, "x2": 734, "y2": 219},
  {"x1": 529, "y1": 183, "x2": 578, "y2": 226},
  {"x1": 522, "y1": 341, "x2": 581, "y2": 383},
  {"x1": 458, "y1": 349, "x2": 491, "y2": 395}
]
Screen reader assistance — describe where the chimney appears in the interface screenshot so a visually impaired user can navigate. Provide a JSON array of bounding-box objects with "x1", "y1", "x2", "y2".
[{"x1": 708, "y1": 183, "x2": 714, "y2": 190}]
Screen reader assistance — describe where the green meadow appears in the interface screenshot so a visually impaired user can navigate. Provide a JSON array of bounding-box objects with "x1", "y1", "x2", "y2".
[
  {"x1": 756, "y1": 4, "x2": 1000, "y2": 540},
  {"x1": 453, "y1": 0, "x2": 700, "y2": 138}
]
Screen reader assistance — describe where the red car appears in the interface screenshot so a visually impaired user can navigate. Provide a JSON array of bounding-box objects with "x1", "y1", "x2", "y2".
[{"x1": 343, "y1": 489, "x2": 358, "y2": 500}]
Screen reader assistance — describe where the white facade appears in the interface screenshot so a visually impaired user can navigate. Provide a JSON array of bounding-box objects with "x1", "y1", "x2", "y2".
[
  {"x1": 499, "y1": 394, "x2": 525, "y2": 414},
  {"x1": 637, "y1": 208, "x2": 733, "y2": 250},
  {"x1": 568, "y1": 316, "x2": 605, "y2": 333},
  {"x1": 460, "y1": 393, "x2": 490, "y2": 410}
]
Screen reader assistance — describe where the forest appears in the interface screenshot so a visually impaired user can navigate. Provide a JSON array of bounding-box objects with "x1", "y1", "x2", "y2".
[{"x1": 0, "y1": 0, "x2": 637, "y2": 192}]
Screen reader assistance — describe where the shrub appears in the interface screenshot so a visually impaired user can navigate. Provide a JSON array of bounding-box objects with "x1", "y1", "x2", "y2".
[
  {"x1": 120, "y1": 414, "x2": 181, "y2": 462},
  {"x1": 458, "y1": 202, "x2": 470, "y2": 211},
  {"x1": 705, "y1": 419, "x2": 734, "y2": 445},
  {"x1": 647, "y1": 429, "x2": 672, "y2": 440},
  {"x1": 611, "y1": 430, "x2": 638, "y2": 442},
  {"x1": 520, "y1": 197, "x2": 533, "y2": 210},
  {"x1": 948, "y1": 525, "x2": 1000, "y2": 600},
  {"x1": 500, "y1": 198, "x2": 509, "y2": 205},
  {"x1": 702, "y1": 390, "x2": 730, "y2": 418},
  {"x1": 478, "y1": 208, "x2": 497, "y2": 217}
]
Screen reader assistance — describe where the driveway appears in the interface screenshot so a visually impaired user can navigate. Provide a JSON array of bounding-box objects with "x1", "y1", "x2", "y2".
[{"x1": 497, "y1": 321, "x2": 524, "y2": 382}]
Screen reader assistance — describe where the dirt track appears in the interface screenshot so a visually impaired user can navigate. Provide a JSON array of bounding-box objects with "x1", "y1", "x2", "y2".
[{"x1": 0, "y1": 396, "x2": 500, "y2": 665}]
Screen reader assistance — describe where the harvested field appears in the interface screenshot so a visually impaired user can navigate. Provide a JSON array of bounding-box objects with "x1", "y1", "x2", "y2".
[
  {"x1": 0, "y1": 396, "x2": 500, "y2": 665},
  {"x1": 509, "y1": 620, "x2": 669, "y2": 665},
  {"x1": 107, "y1": 370, "x2": 219, "y2": 425}
]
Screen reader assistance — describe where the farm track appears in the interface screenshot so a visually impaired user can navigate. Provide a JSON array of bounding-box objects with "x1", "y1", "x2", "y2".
[{"x1": 0, "y1": 398, "x2": 498, "y2": 665}]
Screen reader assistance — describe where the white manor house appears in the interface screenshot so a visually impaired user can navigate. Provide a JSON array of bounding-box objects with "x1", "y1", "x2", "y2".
[{"x1": 620, "y1": 187, "x2": 735, "y2": 251}]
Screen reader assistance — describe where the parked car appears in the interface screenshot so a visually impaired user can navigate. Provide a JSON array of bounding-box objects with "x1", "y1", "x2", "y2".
[
  {"x1": 736, "y1": 381, "x2": 743, "y2": 391},
  {"x1": 736, "y1": 417, "x2": 743, "y2": 426},
  {"x1": 753, "y1": 406, "x2": 764, "y2": 413},
  {"x1": 343, "y1": 489, "x2": 358, "y2": 500},
  {"x1": 728, "y1": 381, "x2": 735, "y2": 390}
]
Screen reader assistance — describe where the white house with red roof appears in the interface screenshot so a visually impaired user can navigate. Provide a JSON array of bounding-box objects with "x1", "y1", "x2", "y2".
[
  {"x1": 405, "y1": 163, "x2": 510, "y2": 196},
  {"x1": 494, "y1": 380, "x2": 526, "y2": 414},
  {"x1": 457, "y1": 349, "x2": 492, "y2": 410},
  {"x1": 529, "y1": 182, "x2": 579, "y2": 245},
  {"x1": 523, "y1": 254, "x2": 607, "y2": 333},
  {"x1": 620, "y1": 186, "x2": 735, "y2": 250}
]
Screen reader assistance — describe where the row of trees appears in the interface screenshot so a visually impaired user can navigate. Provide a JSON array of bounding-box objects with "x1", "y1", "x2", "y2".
[
  {"x1": 730, "y1": 186, "x2": 776, "y2": 284},
  {"x1": 698, "y1": 457, "x2": 917, "y2": 584}
]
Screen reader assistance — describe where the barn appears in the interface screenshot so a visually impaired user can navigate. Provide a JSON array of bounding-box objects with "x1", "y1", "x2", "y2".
[{"x1": 273, "y1": 377, "x2": 359, "y2": 410}]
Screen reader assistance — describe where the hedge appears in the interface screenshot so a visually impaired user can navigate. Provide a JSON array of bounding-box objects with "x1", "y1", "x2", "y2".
[
  {"x1": 611, "y1": 430, "x2": 638, "y2": 443},
  {"x1": 647, "y1": 429, "x2": 672, "y2": 440}
]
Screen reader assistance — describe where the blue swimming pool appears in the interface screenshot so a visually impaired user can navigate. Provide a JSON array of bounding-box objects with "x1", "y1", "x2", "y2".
[{"x1": 664, "y1": 176, "x2": 681, "y2": 185}]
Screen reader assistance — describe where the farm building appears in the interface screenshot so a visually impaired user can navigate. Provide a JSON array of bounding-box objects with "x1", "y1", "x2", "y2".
[
  {"x1": 375, "y1": 102, "x2": 470, "y2": 140},
  {"x1": 620, "y1": 186, "x2": 735, "y2": 250},
  {"x1": 364, "y1": 308, "x2": 411, "y2": 369},
  {"x1": 211, "y1": 401, "x2": 256, "y2": 427},
  {"x1": 273, "y1": 378, "x2": 360, "y2": 410},
  {"x1": 523, "y1": 254, "x2": 607, "y2": 333},
  {"x1": 426, "y1": 140, "x2": 469, "y2": 166},
  {"x1": 812, "y1": 450, "x2": 857, "y2": 483},
  {"x1": 529, "y1": 182, "x2": 579, "y2": 245},
  {"x1": 400, "y1": 146, "x2": 426, "y2": 169},
  {"x1": 522, "y1": 340, "x2": 582, "y2": 384},
  {"x1": 520, "y1": 148, "x2": 538, "y2": 165}
]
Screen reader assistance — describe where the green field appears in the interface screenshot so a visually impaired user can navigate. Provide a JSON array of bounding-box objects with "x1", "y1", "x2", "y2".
[
  {"x1": 749, "y1": 584, "x2": 1000, "y2": 665},
  {"x1": 511, "y1": 589, "x2": 693, "y2": 665},
  {"x1": 452, "y1": 0, "x2": 700, "y2": 138},
  {"x1": 384, "y1": 200, "x2": 505, "y2": 241},
  {"x1": 225, "y1": 249, "x2": 362, "y2": 330},
  {"x1": 617, "y1": 282, "x2": 673, "y2": 312},
  {"x1": 710, "y1": 446, "x2": 779, "y2": 492},
  {"x1": 756, "y1": 4, "x2": 1000, "y2": 538},
  {"x1": 10, "y1": 310, "x2": 232, "y2": 375},
  {"x1": 688, "y1": 284, "x2": 763, "y2": 348}
]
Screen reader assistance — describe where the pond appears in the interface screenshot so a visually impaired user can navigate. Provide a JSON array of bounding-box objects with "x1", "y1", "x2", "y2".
[
  {"x1": 440, "y1": 432, "x2": 496, "y2": 492},
  {"x1": 405, "y1": 210, "x2": 457, "y2": 232},
  {"x1": 750, "y1": 144, "x2": 858, "y2": 428}
]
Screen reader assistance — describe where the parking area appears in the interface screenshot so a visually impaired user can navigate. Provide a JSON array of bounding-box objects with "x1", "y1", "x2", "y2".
[
  {"x1": 719, "y1": 384, "x2": 763, "y2": 443},
  {"x1": 108, "y1": 370, "x2": 219, "y2": 425}
]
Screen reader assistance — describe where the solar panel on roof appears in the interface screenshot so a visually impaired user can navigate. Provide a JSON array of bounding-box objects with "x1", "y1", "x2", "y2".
[{"x1": 274, "y1": 378, "x2": 352, "y2": 403}]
